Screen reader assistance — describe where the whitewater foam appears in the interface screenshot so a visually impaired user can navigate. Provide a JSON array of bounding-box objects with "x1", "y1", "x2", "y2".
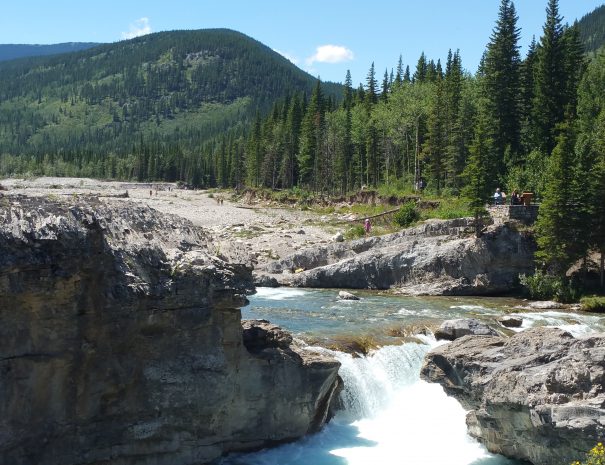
[{"x1": 220, "y1": 341, "x2": 516, "y2": 465}]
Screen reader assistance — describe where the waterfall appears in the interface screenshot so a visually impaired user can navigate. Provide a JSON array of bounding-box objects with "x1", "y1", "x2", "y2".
[{"x1": 219, "y1": 340, "x2": 518, "y2": 465}]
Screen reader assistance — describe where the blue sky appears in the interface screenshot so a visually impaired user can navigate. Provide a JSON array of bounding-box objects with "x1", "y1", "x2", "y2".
[{"x1": 1, "y1": 1, "x2": 603, "y2": 84}]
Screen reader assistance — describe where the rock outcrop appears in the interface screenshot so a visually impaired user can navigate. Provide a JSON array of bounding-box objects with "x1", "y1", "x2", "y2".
[
  {"x1": 434, "y1": 318, "x2": 499, "y2": 340},
  {"x1": 261, "y1": 219, "x2": 535, "y2": 295},
  {"x1": 421, "y1": 327, "x2": 605, "y2": 465},
  {"x1": 0, "y1": 195, "x2": 341, "y2": 465}
]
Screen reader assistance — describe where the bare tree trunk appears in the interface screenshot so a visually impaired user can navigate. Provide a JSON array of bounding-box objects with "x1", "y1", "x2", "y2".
[{"x1": 601, "y1": 250, "x2": 605, "y2": 290}]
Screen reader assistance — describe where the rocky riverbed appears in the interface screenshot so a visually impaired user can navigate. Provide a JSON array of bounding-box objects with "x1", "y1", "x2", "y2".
[{"x1": 0, "y1": 177, "x2": 336, "y2": 269}]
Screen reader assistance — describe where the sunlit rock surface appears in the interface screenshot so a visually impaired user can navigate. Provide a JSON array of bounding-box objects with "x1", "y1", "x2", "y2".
[
  {"x1": 421, "y1": 327, "x2": 605, "y2": 465},
  {"x1": 0, "y1": 195, "x2": 340, "y2": 465}
]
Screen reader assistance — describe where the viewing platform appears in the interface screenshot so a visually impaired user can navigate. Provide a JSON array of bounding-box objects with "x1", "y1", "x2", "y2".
[{"x1": 487, "y1": 204, "x2": 539, "y2": 225}]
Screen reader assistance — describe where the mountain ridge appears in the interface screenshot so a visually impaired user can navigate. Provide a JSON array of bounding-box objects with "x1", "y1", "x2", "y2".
[
  {"x1": 0, "y1": 28, "x2": 342, "y2": 183},
  {"x1": 0, "y1": 42, "x2": 101, "y2": 62}
]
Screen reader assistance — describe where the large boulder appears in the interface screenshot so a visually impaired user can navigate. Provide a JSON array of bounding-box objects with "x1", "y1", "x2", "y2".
[
  {"x1": 0, "y1": 195, "x2": 341, "y2": 465},
  {"x1": 421, "y1": 327, "x2": 605, "y2": 465},
  {"x1": 434, "y1": 318, "x2": 499, "y2": 340},
  {"x1": 262, "y1": 219, "x2": 535, "y2": 295}
]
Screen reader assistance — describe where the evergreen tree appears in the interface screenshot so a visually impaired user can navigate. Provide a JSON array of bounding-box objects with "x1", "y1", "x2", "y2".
[
  {"x1": 395, "y1": 54, "x2": 404, "y2": 87},
  {"x1": 483, "y1": 0, "x2": 521, "y2": 174},
  {"x1": 403, "y1": 65, "x2": 411, "y2": 83},
  {"x1": 520, "y1": 36, "x2": 538, "y2": 153},
  {"x1": 562, "y1": 22, "x2": 587, "y2": 118},
  {"x1": 413, "y1": 52, "x2": 428, "y2": 83},
  {"x1": 366, "y1": 62, "x2": 378, "y2": 105},
  {"x1": 298, "y1": 80, "x2": 324, "y2": 189},
  {"x1": 381, "y1": 69, "x2": 390, "y2": 102},
  {"x1": 535, "y1": 122, "x2": 580, "y2": 276},
  {"x1": 462, "y1": 97, "x2": 492, "y2": 237},
  {"x1": 423, "y1": 73, "x2": 447, "y2": 191},
  {"x1": 576, "y1": 52, "x2": 605, "y2": 288},
  {"x1": 532, "y1": 0, "x2": 567, "y2": 156},
  {"x1": 444, "y1": 50, "x2": 465, "y2": 188}
]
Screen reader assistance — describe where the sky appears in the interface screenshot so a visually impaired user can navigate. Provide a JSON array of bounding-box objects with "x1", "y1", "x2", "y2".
[{"x1": 1, "y1": 1, "x2": 603, "y2": 85}]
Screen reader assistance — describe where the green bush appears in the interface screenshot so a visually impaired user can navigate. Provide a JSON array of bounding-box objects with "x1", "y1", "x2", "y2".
[
  {"x1": 580, "y1": 296, "x2": 605, "y2": 313},
  {"x1": 345, "y1": 224, "x2": 366, "y2": 240},
  {"x1": 393, "y1": 202, "x2": 420, "y2": 227},
  {"x1": 519, "y1": 270, "x2": 579, "y2": 302}
]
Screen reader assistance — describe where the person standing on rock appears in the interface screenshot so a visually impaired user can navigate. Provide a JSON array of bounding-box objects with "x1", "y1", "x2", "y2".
[{"x1": 364, "y1": 218, "x2": 371, "y2": 236}]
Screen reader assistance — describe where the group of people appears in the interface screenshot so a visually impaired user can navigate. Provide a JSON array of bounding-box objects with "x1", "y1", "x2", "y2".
[{"x1": 493, "y1": 188, "x2": 523, "y2": 206}]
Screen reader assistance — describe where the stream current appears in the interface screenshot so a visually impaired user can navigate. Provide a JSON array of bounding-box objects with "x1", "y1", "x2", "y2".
[{"x1": 218, "y1": 287, "x2": 605, "y2": 465}]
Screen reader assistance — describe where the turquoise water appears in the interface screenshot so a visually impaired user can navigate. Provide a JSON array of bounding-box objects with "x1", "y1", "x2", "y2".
[{"x1": 220, "y1": 288, "x2": 605, "y2": 465}]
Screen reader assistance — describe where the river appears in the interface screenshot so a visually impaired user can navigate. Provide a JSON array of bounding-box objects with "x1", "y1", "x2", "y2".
[{"x1": 217, "y1": 288, "x2": 605, "y2": 465}]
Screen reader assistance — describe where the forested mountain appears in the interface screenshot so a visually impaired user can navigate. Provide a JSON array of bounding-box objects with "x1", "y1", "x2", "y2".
[
  {"x1": 0, "y1": 29, "x2": 341, "y2": 182},
  {"x1": 0, "y1": 42, "x2": 100, "y2": 62},
  {"x1": 577, "y1": 4, "x2": 605, "y2": 54}
]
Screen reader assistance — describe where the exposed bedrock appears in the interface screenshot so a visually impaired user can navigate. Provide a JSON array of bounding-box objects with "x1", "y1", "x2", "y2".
[
  {"x1": 261, "y1": 218, "x2": 535, "y2": 295},
  {"x1": 421, "y1": 327, "x2": 605, "y2": 465},
  {"x1": 0, "y1": 195, "x2": 340, "y2": 465}
]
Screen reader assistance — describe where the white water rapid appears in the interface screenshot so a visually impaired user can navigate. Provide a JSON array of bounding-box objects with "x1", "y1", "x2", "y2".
[{"x1": 220, "y1": 339, "x2": 517, "y2": 465}]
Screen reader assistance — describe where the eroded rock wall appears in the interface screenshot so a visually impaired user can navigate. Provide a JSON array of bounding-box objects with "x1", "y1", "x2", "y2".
[
  {"x1": 0, "y1": 195, "x2": 340, "y2": 465},
  {"x1": 262, "y1": 219, "x2": 535, "y2": 295},
  {"x1": 421, "y1": 327, "x2": 605, "y2": 465}
]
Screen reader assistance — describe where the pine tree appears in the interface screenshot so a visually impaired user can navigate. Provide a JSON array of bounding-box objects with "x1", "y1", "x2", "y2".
[
  {"x1": 366, "y1": 62, "x2": 378, "y2": 105},
  {"x1": 535, "y1": 122, "x2": 579, "y2": 276},
  {"x1": 403, "y1": 65, "x2": 411, "y2": 83},
  {"x1": 520, "y1": 36, "x2": 538, "y2": 153},
  {"x1": 413, "y1": 52, "x2": 427, "y2": 83},
  {"x1": 381, "y1": 68, "x2": 390, "y2": 102},
  {"x1": 483, "y1": 0, "x2": 521, "y2": 173},
  {"x1": 424, "y1": 73, "x2": 447, "y2": 191},
  {"x1": 444, "y1": 50, "x2": 465, "y2": 188},
  {"x1": 576, "y1": 52, "x2": 605, "y2": 289},
  {"x1": 298, "y1": 80, "x2": 324, "y2": 189},
  {"x1": 562, "y1": 22, "x2": 587, "y2": 118},
  {"x1": 341, "y1": 71, "x2": 354, "y2": 193},
  {"x1": 395, "y1": 54, "x2": 404, "y2": 87},
  {"x1": 462, "y1": 97, "x2": 492, "y2": 237},
  {"x1": 532, "y1": 0, "x2": 567, "y2": 156}
]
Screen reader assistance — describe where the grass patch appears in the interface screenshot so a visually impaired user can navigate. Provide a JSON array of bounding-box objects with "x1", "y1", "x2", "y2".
[
  {"x1": 344, "y1": 224, "x2": 366, "y2": 240},
  {"x1": 422, "y1": 197, "x2": 473, "y2": 220}
]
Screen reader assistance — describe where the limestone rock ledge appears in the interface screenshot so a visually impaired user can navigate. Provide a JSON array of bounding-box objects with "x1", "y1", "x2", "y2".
[
  {"x1": 261, "y1": 219, "x2": 535, "y2": 295},
  {"x1": 0, "y1": 195, "x2": 341, "y2": 465},
  {"x1": 421, "y1": 327, "x2": 605, "y2": 465}
]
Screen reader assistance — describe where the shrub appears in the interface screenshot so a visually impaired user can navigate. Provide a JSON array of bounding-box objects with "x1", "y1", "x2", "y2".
[
  {"x1": 345, "y1": 224, "x2": 365, "y2": 240},
  {"x1": 519, "y1": 270, "x2": 580, "y2": 302},
  {"x1": 580, "y1": 296, "x2": 605, "y2": 313},
  {"x1": 393, "y1": 202, "x2": 420, "y2": 227}
]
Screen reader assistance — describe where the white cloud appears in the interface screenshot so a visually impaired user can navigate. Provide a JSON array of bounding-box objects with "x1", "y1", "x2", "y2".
[
  {"x1": 121, "y1": 17, "x2": 152, "y2": 40},
  {"x1": 306, "y1": 45, "x2": 354, "y2": 65},
  {"x1": 274, "y1": 49, "x2": 300, "y2": 66}
]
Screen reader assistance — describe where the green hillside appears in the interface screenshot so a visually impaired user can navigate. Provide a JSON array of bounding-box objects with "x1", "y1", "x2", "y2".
[
  {"x1": 0, "y1": 29, "x2": 341, "y2": 180},
  {"x1": 578, "y1": 4, "x2": 605, "y2": 54}
]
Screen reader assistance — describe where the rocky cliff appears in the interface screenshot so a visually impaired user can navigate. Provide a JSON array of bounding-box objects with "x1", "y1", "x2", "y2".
[
  {"x1": 260, "y1": 219, "x2": 535, "y2": 295},
  {"x1": 421, "y1": 328, "x2": 605, "y2": 465},
  {"x1": 0, "y1": 195, "x2": 341, "y2": 465}
]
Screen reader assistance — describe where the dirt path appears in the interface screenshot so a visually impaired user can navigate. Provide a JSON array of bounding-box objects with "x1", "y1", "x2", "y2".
[{"x1": 0, "y1": 177, "x2": 337, "y2": 267}]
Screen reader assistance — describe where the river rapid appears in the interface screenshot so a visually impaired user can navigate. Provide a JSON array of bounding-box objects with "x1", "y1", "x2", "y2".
[{"x1": 218, "y1": 288, "x2": 605, "y2": 465}]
